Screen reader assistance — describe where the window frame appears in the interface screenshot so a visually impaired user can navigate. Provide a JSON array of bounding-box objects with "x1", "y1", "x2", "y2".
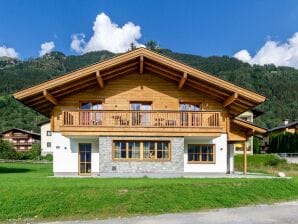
[
  {"x1": 112, "y1": 140, "x2": 171, "y2": 162},
  {"x1": 46, "y1": 131, "x2": 52, "y2": 136},
  {"x1": 46, "y1": 142, "x2": 51, "y2": 148},
  {"x1": 79, "y1": 101, "x2": 103, "y2": 110},
  {"x1": 78, "y1": 143, "x2": 92, "y2": 176},
  {"x1": 187, "y1": 144, "x2": 216, "y2": 164}
]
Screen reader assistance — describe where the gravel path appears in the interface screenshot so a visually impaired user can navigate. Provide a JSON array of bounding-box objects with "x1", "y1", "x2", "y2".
[{"x1": 44, "y1": 200, "x2": 298, "y2": 224}]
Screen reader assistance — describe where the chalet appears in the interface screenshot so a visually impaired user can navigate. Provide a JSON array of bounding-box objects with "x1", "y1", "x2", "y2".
[
  {"x1": 13, "y1": 48, "x2": 266, "y2": 177},
  {"x1": 1, "y1": 128, "x2": 40, "y2": 151},
  {"x1": 262, "y1": 119, "x2": 298, "y2": 150}
]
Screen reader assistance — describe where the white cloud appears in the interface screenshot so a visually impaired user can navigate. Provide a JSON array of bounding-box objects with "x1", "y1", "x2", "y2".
[
  {"x1": 0, "y1": 45, "x2": 19, "y2": 58},
  {"x1": 234, "y1": 32, "x2": 298, "y2": 68},
  {"x1": 70, "y1": 33, "x2": 86, "y2": 53},
  {"x1": 39, "y1": 41, "x2": 55, "y2": 56},
  {"x1": 71, "y1": 12, "x2": 143, "y2": 54},
  {"x1": 233, "y1": 49, "x2": 251, "y2": 63}
]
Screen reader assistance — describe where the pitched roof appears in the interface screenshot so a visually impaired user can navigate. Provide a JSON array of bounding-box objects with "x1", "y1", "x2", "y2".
[
  {"x1": 267, "y1": 120, "x2": 298, "y2": 133},
  {"x1": 13, "y1": 48, "x2": 266, "y2": 117},
  {"x1": 231, "y1": 118, "x2": 267, "y2": 134},
  {"x1": 1, "y1": 128, "x2": 40, "y2": 137}
]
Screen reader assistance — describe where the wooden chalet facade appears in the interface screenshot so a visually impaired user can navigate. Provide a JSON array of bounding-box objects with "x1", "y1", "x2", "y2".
[
  {"x1": 1, "y1": 128, "x2": 40, "y2": 151},
  {"x1": 14, "y1": 48, "x2": 266, "y2": 177}
]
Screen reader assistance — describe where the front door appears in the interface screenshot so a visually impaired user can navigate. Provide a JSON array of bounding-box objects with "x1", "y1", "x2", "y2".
[{"x1": 79, "y1": 143, "x2": 92, "y2": 175}]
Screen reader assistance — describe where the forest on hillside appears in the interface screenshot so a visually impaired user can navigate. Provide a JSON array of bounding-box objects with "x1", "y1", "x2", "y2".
[{"x1": 0, "y1": 48, "x2": 297, "y2": 132}]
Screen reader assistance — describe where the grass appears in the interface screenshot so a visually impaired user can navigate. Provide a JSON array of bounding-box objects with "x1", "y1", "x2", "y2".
[
  {"x1": 235, "y1": 154, "x2": 298, "y2": 176},
  {"x1": 0, "y1": 160, "x2": 298, "y2": 222}
]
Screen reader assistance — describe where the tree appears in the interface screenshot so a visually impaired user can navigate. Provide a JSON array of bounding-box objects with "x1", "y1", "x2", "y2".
[
  {"x1": 130, "y1": 43, "x2": 137, "y2": 51},
  {"x1": 28, "y1": 143, "x2": 41, "y2": 160},
  {"x1": 0, "y1": 139, "x2": 17, "y2": 159},
  {"x1": 145, "y1": 40, "x2": 160, "y2": 50}
]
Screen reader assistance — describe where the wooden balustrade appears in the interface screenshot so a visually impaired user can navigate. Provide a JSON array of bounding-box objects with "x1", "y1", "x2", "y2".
[{"x1": 62, "y1": 110, "x2": 221, "y2": 128}]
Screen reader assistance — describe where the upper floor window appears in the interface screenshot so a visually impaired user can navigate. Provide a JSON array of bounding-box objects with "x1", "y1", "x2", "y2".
[
  {"x1": 180, "y1": 103, "x2": 201, "y2": 126},
  {"x1": 80, "y1": 102, "x2": 102, "y2": 110},
  {"x1": 46, "y1": 131, "x2": 52, "y2": 136},
  {"x1": 130, "y1": 102, "x2": 152, "y2": 126},
  {"x1": 80, "y1": 102, "x2": 102, "y2": 125},
  {"x1": 47, "y1": 142, "x2": 51, "y2": 148}
]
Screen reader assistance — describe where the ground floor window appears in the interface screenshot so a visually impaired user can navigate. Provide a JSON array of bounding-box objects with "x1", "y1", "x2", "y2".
[
  {"x1": 113, "y1": 140, "x2": 170, "y2": 161},
  {"x1": 188, "y1": 144, "x2": 215, "y2": 163}
]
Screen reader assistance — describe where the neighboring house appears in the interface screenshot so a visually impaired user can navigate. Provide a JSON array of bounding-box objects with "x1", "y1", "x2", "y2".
[
  {"x1": 38, "y1": 121, "x2": 53, "y2": 155},
  {"x1": 1, "y1": 128, "x2": 40, "y2": 151},
  {"x1": 234, "y1": 109, "x2": 264, "y2": 154},
  {"x1": 13, "y1": 48, "x2": 267, "y2": 177},
  {"x1": 262, "y1": 119, "x2": 298, "y2": 150}
]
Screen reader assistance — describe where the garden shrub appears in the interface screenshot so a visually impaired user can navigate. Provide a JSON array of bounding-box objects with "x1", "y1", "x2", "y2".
[{"x1": 0, "y1": 139, "x2": 17, "y2": 159}]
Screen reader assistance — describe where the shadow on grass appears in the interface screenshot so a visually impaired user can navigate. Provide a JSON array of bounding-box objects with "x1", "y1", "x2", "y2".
[{"x1": 0, "y1": 167, "x2": 31, "y2": 173}]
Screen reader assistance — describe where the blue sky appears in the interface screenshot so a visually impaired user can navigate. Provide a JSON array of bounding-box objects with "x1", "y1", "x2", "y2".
[{"x1": 1, "y1": 0, "x2": 298, "y2": 66}]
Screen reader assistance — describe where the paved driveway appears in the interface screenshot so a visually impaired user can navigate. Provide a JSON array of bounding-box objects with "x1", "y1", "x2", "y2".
[{"x1": 46, "y1": 200, "x2": 298, "y2": 224}]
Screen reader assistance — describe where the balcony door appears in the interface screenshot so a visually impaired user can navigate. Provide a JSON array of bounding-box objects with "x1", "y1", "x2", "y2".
[
  {"x1": 80, "y1": 102, "x2": 102, "y2": 125},
  {"x1": 79, "y1": 143, "x2": 91, "y2": 175},
  {"x1": 180, "y1": 103, "x2": 201, "y2": 126},
  {"x1": 131, "y1": 102, "x2": 152, "y2": 126}
]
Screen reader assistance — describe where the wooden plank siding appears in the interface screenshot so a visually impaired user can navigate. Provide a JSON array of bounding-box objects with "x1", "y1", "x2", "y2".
[{"x1": 52, "y1": 72, "x2": 229, "y2": 136}]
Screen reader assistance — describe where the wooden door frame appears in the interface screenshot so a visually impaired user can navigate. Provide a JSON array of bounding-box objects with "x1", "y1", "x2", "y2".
[{"x1": 78, "y1": 143, "x2": 92, "y2": 176}]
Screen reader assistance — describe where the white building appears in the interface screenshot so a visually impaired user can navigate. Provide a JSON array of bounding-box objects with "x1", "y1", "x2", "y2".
[
  {"x1": 234, "y1": 109, "x2": 264, "y2": 154},
  {"x1": 38, "y1": 121, "x2": 53, "y2": 156}
]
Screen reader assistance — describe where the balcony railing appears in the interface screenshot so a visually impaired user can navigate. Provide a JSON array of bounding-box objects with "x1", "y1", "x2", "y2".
[{"x1": 62, "y1": 110, "x2": 220, "y2": 128}]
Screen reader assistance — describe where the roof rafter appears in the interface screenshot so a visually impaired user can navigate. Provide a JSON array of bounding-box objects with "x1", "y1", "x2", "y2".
[
  {"x1": 96, "y1": 71, "x2": 104, "y2": 88},
  {"x1": 43, "y1": 90, "x2": 58, "y2": 105},
  {"x1": 223, "y1": 92, "x2": 238, "y2": 107},
  {"x1": 139, "y1": 56, "x2": 144, "y2": 75},
  {"x1": 178, "y1": 72, "x2": 187, "y2": 89}
]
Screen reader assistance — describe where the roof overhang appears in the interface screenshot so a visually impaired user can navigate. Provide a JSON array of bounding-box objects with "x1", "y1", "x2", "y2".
[
  {"x1": 231, "y1": 118, "x2": 267, "y2": 135},
  {"x1": 13, "y1": 48, "x2": 266, "y2": 117}
]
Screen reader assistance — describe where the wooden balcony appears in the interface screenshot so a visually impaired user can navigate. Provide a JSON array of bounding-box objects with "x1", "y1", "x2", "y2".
[{"x1": 61, "y1": 110, "x2": 223, "y2": 136}]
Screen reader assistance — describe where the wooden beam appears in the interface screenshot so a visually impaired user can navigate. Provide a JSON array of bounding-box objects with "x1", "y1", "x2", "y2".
[
  {"x1": 145, "y1": 61, "x2": 181, "y2": 78},
  {"x1": 187, "y1": 79, "x2": 229, "y2": 98},
  {"x1": 178, "y1": 72, "x2": 187, "y2": 89},
  {"x1": 96, "y1": 71, "x2": 104, "y2": 88},
  {"x1": 103, "y1": 67, "x2": 137, "y2": 81},
  {"x1": 247, "y1": 129, "x2": 255, "y2": 136},
  {"x1": 145, "y1": 67, "x2": 180, "y2": 82},
  {"x1": 43, "y1": 90, "x2": 58, "y2": 105},
  {"x1": 223, "y1": 92, "x2": 238, "y2": 107},
  {"x1": 102, "y1": 61, "x2": 138, "y2": 77},
  {"x1": 243, "y1": 141, "x2": 247, "y2": 175},
  {"x1": 139, "y1": 56, "x2": 144, "y2": 75}
]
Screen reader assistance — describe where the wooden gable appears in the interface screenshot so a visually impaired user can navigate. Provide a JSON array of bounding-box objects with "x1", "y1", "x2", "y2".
[{"x1": 13, "y1": 48, "x2": 266, "y2": 117}]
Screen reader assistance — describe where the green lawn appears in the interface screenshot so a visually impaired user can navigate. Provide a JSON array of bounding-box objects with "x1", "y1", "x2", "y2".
[
  {"x1": 0, "y1": 161, "x2": 298, "y2": 222},
  {"x1": 235, "y1": 154, "x2": 298, "y2": 176}
]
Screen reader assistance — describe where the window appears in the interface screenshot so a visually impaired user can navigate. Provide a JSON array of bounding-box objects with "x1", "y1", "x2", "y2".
[
  {"x1": 188, "y1": 144, "x2": 215, "y2": 163},
  {"x1": 46, "y1": 131, "x2": 52, "y2": 136},
  {"x1": 80, "y1": 101, "x2": 103, "y2": 125},
  {"x1": 113, "y1": 140, "x2": 170, "y2": 161},
  {"x1": 47, "y1": 142, "x2": 51, "y2": 148},
  {"x1": 130, "y1": 102, "x2": 152, "y2": 126},
  {"x1": 80, "y1": 102, "x2": 102, "y2": 110},
  {"x1": 180, "y1": 103, "x2": 201, "y2": 127}
]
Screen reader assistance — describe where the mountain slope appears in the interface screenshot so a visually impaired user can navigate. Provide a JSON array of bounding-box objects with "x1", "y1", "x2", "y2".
[{"x1": 0, "y1": 49, "x2": 297, "y2": 132}]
